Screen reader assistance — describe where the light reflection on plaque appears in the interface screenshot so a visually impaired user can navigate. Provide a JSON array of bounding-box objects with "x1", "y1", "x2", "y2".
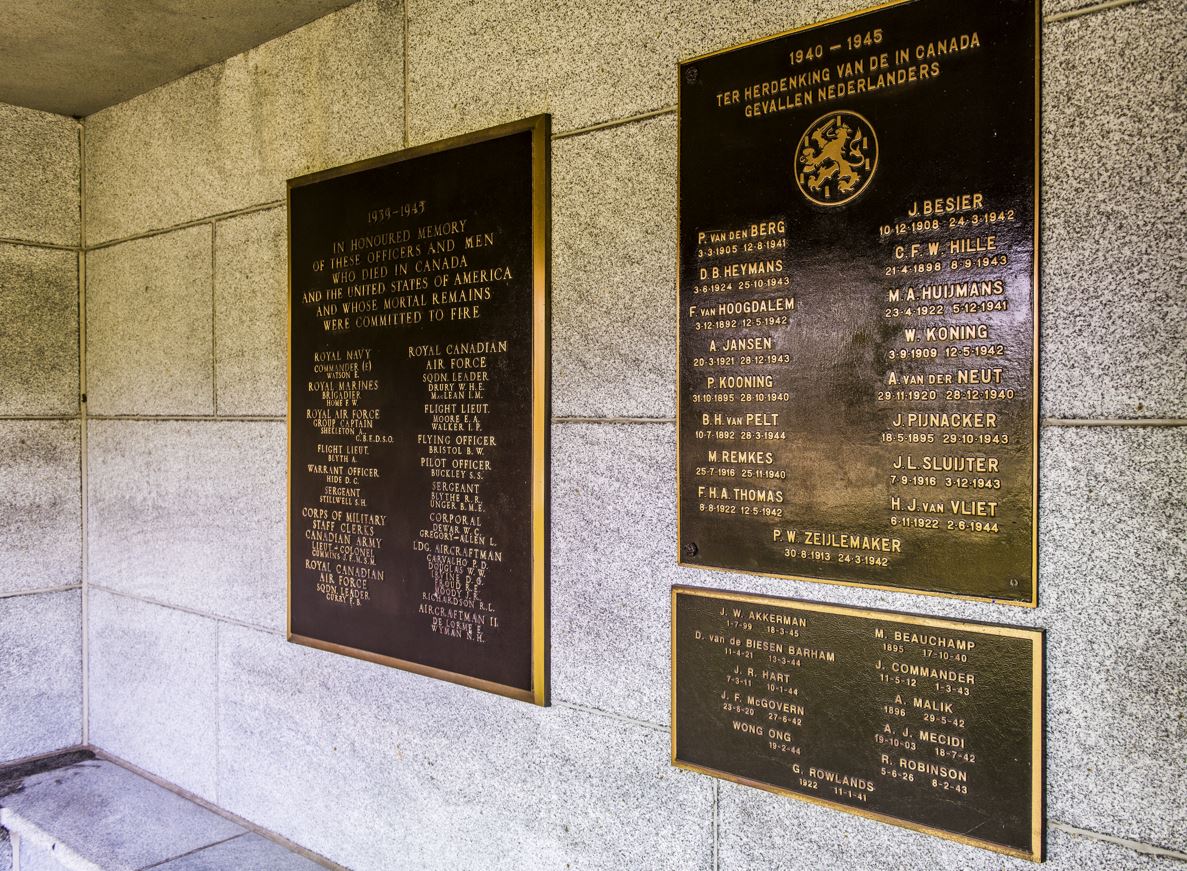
[{"x1": 676, "y1": 0, "x2": 1039, "y2": 604}]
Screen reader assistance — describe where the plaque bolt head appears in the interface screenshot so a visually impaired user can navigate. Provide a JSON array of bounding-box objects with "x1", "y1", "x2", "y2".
[
  {"x1": 683, "y1": 542, "x2": 699, "y2": 558},
  {"x1": 684, "y1": 67, "x2": 699, "y2": 84}
]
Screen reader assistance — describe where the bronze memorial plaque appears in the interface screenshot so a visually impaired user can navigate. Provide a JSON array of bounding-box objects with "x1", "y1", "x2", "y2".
[
  {"x1": 677, "y1": 0, "x2": 1038, "y2": 603},
  {"x1": 288, "y1": 116, "x2": 550, "y2": 704},
  {"x1": 673, "y1": 586, "x2": 1044, "y2": 860}
]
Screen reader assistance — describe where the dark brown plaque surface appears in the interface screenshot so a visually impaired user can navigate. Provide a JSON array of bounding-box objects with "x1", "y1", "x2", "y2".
[
  {"x1": 673, "y1": 586, "x2": 1043, "y2": 860},
  {"x1": 677, "y1": 0, "x2": 1038, "y2": 604},
  {"x1": 288, "y1": 116, "x2": 550, "y2": 704}
]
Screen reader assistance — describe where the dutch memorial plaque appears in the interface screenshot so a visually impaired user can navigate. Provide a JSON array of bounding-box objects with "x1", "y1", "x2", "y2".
[
  {"x1": 288, "y1": 116, "x2": 551, "y2": 704},
  {"x1": 677, "y1": 0, "x2": 1038, "y2": 603},
  {"x1": 673, "y1": 586, "x2": 1044, "y2": 860}
]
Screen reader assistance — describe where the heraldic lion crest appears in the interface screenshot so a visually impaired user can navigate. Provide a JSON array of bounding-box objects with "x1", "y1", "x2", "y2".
[{"x1": 794, "y1": 111, "x2": 878, "y2": 206}]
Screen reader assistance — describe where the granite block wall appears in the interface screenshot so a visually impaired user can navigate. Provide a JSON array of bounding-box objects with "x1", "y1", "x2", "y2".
[
  {"x1": 0, "y1": 103, "x2": 82, "y2": 765},
  {"x1": 76, "y1": 0, "x2": 1186, "y2": 869}
]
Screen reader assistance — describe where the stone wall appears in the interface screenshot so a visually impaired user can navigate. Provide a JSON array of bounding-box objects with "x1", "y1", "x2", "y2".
[
  {"x1": 0, "y1": 103, "x2": 83, "y2": 766},
  {"x1": 77, "y1": 0, "x2": 1186, "y2": 869}
]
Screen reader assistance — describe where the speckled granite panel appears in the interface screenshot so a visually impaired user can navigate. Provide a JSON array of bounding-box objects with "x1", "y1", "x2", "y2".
[
  {"x1": 87, "y1": 421, "x2": 284, "y2": 631},
  {"x1": 0, "y1": 105, "x2": 78, "y2": 247},
  {"x1": 214, "y1": 208, "x2": 286, "y2": 416},
  {"x1": 0, "y1": 421, "x2": 80, "y2": 595},
  {"x1": 87, "y1": 591, "x2": 219, "y2": 802},
  {"x1": 0, "y1": 244, "x2": 78, "y2": 415},
  {"x1": 1041, "y1": 0, "x2": 1187, "y2": 418},
  {"x1": 553, "y1": 116, "x2": 676, "y2": 418},
  {"x1": 85, "y1": 226, "x2": 213, "y2": 416}
]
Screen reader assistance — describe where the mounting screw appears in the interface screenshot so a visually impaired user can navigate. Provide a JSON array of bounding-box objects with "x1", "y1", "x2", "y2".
[
  {"x1": 683, "y1": 542, "x2": 699, "y2": 557},
  {"x1": 684, "y1": 67, "x2": 699, "y2": 85}
]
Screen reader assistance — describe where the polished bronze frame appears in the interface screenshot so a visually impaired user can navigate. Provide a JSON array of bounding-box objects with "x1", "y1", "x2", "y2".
[
  {"x1": 671, "y1": 585, "x2": 1045, "y2": 861},
  {"x1": 286, "y1": 115, "x2": 551, "y2": 705},
  {"x1": 674, "y1": 0, "x2": 1041, "y2": 608}
]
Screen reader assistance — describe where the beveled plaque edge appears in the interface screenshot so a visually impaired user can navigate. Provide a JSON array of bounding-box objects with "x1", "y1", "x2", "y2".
[
  {"x1": 672, "y1": 0, "x2": 1042, "y2": 609},
  {"x1": 670, "y1": 584, "x2": 1045, "y2": 862},
  {"x1": 285, "y1": 114, "x2": 552, "y2": 706}
]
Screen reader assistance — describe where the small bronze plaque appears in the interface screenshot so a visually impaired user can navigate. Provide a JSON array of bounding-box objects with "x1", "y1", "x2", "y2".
[
  {"x1": 677, "y1": 0, "x2": 1038, "y2": 603},
  {"x1": 673, "y1": 586, "x2": 1043, "y2": 861},
  {"x1": 288, "y1": 116, "x2": 550, "y2": 704}
]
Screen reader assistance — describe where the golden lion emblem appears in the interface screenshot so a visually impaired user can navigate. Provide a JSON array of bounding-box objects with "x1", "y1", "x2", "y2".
[{"x1": 795, "y1": 111, "x2": 878, "y2": 206}]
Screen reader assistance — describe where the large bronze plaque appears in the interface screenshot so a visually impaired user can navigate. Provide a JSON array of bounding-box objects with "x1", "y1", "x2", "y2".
[
  {"x1": 677, "y1": 0, "x2": 1038, "y2": 603},
  {"x1": 287, "y1": 116, "x2": 550, "y2": 704},
  {"x1": 673, "y1": 586, "x2": 1044, "y2": 860}
]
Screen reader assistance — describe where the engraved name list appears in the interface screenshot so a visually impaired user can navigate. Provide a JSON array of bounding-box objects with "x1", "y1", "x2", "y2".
[
  {"x1": 288, "y1": 117, "x2": 550, "y2": 703},
  {"x1": 677, "y1": 0, "x2": 1038, "y2": 603}
]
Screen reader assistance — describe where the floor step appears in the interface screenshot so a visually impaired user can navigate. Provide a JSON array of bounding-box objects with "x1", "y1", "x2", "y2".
[{"x1": 0, "y1": 755, "x2": 325, "y2": 870}]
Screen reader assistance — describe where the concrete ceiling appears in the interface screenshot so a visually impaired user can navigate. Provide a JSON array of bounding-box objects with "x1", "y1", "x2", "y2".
[{"x1": 0, "y1": 0, "x2": 360, "y2": 117}]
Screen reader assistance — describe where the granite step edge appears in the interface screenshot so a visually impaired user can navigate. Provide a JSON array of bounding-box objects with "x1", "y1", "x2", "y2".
[
  {"x1": 0, "y1": 750, "x2": 342, "y2": 871},
  {"x1": 85, "y1": 752, "x2": 344, "y2": 870},
  {"x1": 1, "y1": 807, "x2": 104, "y2": 871}
]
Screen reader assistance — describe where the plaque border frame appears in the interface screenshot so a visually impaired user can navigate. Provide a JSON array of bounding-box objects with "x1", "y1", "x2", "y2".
[
  {"x1": 673, "y1": 0, "x2": 1041, "y2": 608},
  {"x1": 671, "y1": 584, "x2": 1045, "y2": 862},
  {"x1": 285, "y1": 114, "x2": 552, "y2": 706}
]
